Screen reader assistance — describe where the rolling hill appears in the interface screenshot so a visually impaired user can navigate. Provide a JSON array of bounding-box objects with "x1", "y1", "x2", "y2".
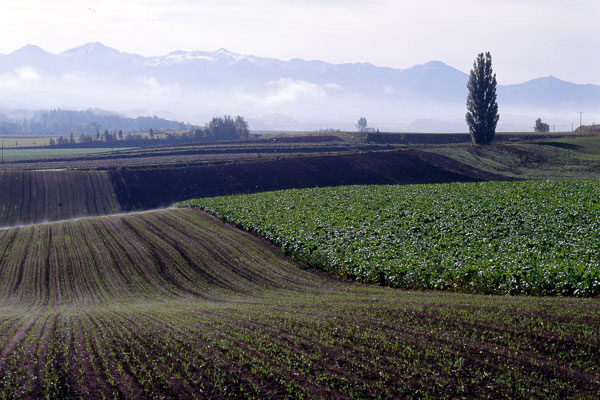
[
  {"x1": 0, "y1": 170, "x2": 120, "y2": 227},
  {"x1": 0, "y1": 148, "x2": 497, "y2": 226},
  {"x1": 0, "y1": 137, "x2": 598, "y2": 397},
  {"x1": 0, "y1": 208, "x2": 596, "y2": 398},
  {"x1": 0, "y1": 209, "x2": 322, "y2": 306}
]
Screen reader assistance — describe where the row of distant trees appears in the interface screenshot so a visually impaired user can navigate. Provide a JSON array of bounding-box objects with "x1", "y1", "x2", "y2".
[
  {"x1": 50, "y1": 130, "x2": 135, "y2": 146},
  {"x1": 356, "y1": 53, "x2": 561, "y2": 142},
  {"x1": 355, "y1": 116, "x2": 554, "y2": 135},
  {"x1": 49, "y1": 116, "x2": 250, "y2": 147},
  {"x1": 191, "y1": 115, "x2": 249, "y2": 141}
]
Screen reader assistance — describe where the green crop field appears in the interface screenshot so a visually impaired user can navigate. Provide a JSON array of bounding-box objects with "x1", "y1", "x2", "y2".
[
  {"x1": 0, "y1": 293, "x2": 598, "y2": 399},
  {"x1": 0, "y1": 135, "x2": 54, "y2": 147},
  {"x1": 0, "y1": 209, "x2": 319, "y2": 306},
  {"x1": 181, "y1": 180, "x2": 600, "y2": 296},
  {"x1": 0, "y1": 208, "x2": 597, "y2": 398},
  {"x1": 0, "y1": 135, "x2": 599, "y2": 398}
]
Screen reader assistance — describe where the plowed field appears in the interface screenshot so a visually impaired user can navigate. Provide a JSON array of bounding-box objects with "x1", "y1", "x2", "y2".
[
  {"x1": 0, "y1": 170, "x2": 121, "y2": 227},
  {"x1": 0, "y1": 209, "x2": 318, "y2": 306},
  {"x1": 1, "y1": 149, "x2": 500, "y2": 220},
  {"x1": 0, "y1": 209, "x2": 598, "y2": 398}
]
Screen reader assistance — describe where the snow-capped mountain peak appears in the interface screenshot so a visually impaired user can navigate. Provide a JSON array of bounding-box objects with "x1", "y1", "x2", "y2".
[{"x1": 0, "y1": 42, "x2": 597, "y2": 131}]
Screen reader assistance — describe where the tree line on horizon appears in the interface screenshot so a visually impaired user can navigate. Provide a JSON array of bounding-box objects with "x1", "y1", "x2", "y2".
[
  {"x1": 48, "y1": 115, "x2": 250, "y2": 147},
  {"x1": 359, "y1": 52, "x2": 577, "y2": 143}
]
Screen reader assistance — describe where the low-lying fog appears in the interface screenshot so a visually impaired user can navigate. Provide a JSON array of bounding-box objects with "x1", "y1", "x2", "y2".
[{"x1": 0, "y1": 44, "x2": 598, "y2": 132}]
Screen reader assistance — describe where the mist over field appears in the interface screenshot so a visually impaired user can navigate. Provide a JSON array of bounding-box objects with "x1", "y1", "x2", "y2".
[
  {"x1": 1, "y1": 43, "x2": 599, "y2": 132},
  {"x1": 0, "y1": 2, "x2": 600, "y2": 399}
]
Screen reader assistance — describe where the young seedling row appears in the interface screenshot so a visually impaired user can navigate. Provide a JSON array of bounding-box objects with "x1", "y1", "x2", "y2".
[
  {"x1": 0, "y1": 209, "x2": 323, "y2": 306},
  {"x1": 0, "y1": 189, "x2": 596, "y2": 397},
  {"x1": 0, "y1": 291, "x2": 597, "y2": 399}
]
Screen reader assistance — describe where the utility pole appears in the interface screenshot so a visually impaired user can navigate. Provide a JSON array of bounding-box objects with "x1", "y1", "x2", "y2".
[
  {"x1": 579, "y1": 112, "x2": 583, "y2": 135},
  {"x1": 1, "y1": 139, "x2": 3, "y2": 163}
]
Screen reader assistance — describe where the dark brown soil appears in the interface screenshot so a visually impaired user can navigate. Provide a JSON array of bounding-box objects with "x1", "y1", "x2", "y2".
[{"x1": 109, "y1": 149, "x2": 501, "y2": 211}]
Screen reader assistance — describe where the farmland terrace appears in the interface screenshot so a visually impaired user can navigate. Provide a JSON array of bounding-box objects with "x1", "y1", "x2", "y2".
[
  {"x1": 0, "y1": 136, "x2": 356, "y2": 170},
  {"x1": 2, "y1": 133, "x2": 599, "y2": 226},
  {"x1": 0, "y1": 170, "x2": 121, "y2": 227},
  {"x1": 0, "y1": 131, "x2": 582, "y2": 171},
  {"x1": 0, "y1": 208, "x2": 597, "y2": 398},
  {"x1": 0, "y1": 148, "x2": 506, "y2": 226},
  {"x1": 0, "y1": 134, "x2": 598, "y2": 398}
]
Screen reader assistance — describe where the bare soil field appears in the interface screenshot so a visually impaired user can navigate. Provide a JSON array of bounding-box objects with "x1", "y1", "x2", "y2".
[
  {"x1": 0, "y1": 148, "x2": 502, "y2": 223},
  {"x1": 1, "y1": 131, "x2": 569, "y2": 170},
  {"x1": 0, "y1": 170, "x2": 121, "y2": 227},
  {"x1": 0, "y1": 137, "x2": 352, "y2": 170},
  {"x1": 109, "y1": 150, "x2": 501, "y2": 211},
  {"x1": 366, "y1": 131, "x2": 572, "y2": 145}
]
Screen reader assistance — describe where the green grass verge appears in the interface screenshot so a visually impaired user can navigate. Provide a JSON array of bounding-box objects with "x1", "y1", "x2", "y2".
[
  {"x1": 0, "y1": 147, "x2": 131, "y2": 161},
  {"x1": 180, "y1": 181, "x2": 600, "y2": 296},
  {"x1": 428, "y1": 136, "x2": 600, "y2": 180},
  {"x1": 534, "y1": 135, "x2": 600, "y2": 156}
]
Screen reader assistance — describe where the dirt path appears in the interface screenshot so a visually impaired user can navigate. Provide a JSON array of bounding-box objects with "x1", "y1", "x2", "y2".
[
  {"x1": 0, "y1": 313, "x2": 41, "y2": 380},
  {"x1": 1, "y1": 314, "x2": 39, "y2": 358}
]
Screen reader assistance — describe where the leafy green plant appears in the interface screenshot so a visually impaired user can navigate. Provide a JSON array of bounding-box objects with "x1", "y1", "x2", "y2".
[{"x1": 180, "y1": 181, "x2": 600, "y2": 296}]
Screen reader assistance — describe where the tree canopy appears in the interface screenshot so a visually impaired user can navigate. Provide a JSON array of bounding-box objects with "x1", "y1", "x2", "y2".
[
  {"x1": 203, "y1": 115, "x2": 249, "y2": 141},
  {"x1": 356, "y1": 117, "x2": 368, "y2": 132},
  {"x1": 534, "y1": 118, "x2": 550, "y2": 133},
  {"x1": 466, "y1": 52, "x2": 499, "y2": 145}
]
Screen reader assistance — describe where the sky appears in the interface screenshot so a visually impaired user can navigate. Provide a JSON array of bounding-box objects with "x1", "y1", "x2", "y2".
[{"x1": 0, "y1": 0, "x2": 598, "y2": 85}]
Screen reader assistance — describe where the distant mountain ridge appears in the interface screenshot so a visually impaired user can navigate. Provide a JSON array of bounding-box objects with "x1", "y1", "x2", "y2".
[{"x1": 0, "y1": 43, "x2": 598, "y2": 131}]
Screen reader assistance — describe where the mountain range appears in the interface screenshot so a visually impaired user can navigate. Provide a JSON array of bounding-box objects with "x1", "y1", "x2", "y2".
[{"x1": 0, "y1": 42, "x2": 598, "y2": 132}]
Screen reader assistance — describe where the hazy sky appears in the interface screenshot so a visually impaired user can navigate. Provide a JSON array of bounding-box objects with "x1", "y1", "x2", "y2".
[{"x1": 0, "y1": 0, "x2": 598, "y2": 85}]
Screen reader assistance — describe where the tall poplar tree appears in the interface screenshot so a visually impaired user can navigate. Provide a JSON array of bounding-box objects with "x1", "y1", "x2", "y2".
[{"x1": 466, "y1": 52, "x2": 499, "y2": 145}]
